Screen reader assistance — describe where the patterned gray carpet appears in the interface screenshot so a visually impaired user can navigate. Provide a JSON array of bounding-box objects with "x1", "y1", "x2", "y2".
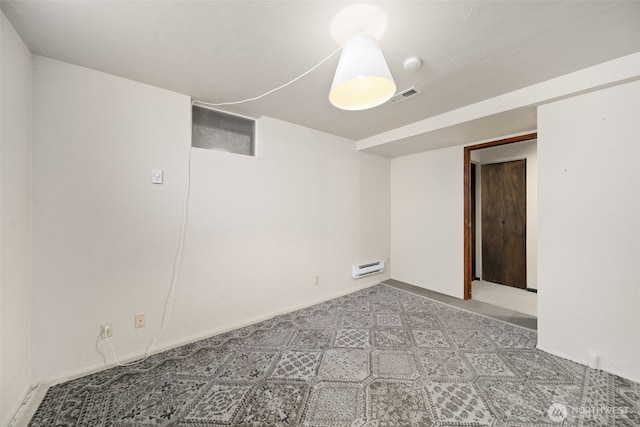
[{"x1": 30, "y1": 284, "x2": 639, "y2": 426}]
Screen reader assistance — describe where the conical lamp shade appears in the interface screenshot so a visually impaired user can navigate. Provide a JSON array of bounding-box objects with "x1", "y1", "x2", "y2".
[{"x1": 329, "y1": 34, "x2": 396, "y2": 111}]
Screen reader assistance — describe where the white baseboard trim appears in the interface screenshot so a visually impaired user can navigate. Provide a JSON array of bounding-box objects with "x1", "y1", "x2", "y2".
[
  {"x1": 37, "y1": 280, "x2": 381, "y2": 389},
  {"x1": 536, "y1": 343, "x2": 640, "y2": 384},
  {"x1": 4, "y1": 383, "x2": 46, "y2": 427}
]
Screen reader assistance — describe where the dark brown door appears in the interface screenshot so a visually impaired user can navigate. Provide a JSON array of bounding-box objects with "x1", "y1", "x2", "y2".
[{"x1": 481, "y1": 160, "x2": 526, "y2": 289}]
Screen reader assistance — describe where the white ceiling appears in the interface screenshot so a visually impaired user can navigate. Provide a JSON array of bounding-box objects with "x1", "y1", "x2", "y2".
[{"x1": 2, "y1": 1, "x2": 639, "y2": 148}]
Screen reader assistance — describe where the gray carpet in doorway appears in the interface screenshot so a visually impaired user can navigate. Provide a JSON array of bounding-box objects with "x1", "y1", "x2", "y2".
[{"x1": 29, "y1": 284, "x2": 639, "y2": 426}]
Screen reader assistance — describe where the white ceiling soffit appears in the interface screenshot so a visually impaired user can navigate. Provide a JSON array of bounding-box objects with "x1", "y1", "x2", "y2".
[
  {"x1": 359, "y1": 51, "x2": 640, "y2": 157},
  {"x1": 2, "y1": 1, "x2": 639, "y2": 147},
  {"x1": 363, "y1": 108, "x2": 538, "y2": 158}
]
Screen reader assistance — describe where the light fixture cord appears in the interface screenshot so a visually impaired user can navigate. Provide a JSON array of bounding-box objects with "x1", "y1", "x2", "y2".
[
  {"x1": 99, "y1": 134, "x2": 193, "y2": 368},
  {"x1": 98, "y1": 46, "x2": 344, "y2": 368},
  {"x1": 196, "y1": 45, "x2": 343, "y2": 107}
]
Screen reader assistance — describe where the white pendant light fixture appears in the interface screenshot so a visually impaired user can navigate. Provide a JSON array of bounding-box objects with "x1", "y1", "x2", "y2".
[{"x1": 329, "y1": 34, "x2": 396, "y2": 111}]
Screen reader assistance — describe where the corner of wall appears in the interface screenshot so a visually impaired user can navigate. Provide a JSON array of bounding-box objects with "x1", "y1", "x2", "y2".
[{"x1": 1, "y1": 9, "x2": 34, "y2": 427}]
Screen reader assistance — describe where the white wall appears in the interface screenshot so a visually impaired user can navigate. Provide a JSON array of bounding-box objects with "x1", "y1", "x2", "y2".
[
  {"x1": 374, "y1": 77, "x2": 640, "y2": 383},
  {"x1": 473, "y1": 140, "x2": 538, "y2": 289},
  {"x1": 31, "y1": 56, "x2": 191, "y2": 382},
  {"x1": 31, "y1": 56, "x2": 390, "y2": 383},
  {"x1": 537, "y1": 81, "x2": 640, "y2": 383},
  {"x1": 390, "y1": 146, "x2": 463, "y2": 298},
  {"x1": 359, "y1": 152, "x2": 391, "y2": 265},
  {"x1": 162, "y1": 118, "x2": 390, "y2": 347},
  {"x1": 0, "y1": 11, "x2": 33, "y2": 426}
]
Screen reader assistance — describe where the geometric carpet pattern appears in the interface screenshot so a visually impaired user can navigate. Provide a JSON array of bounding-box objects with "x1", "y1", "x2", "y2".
[{"x1": 29, "y1": 284, "x2": 639, "y2": 426}]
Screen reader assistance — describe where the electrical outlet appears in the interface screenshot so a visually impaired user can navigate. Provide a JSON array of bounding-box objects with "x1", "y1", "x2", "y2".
[
  {"x1": 100, "y1": 322, "x2": 113, "y2": 339},
  {"x1": 134, "y1": 313, "x2": 146, "y2": 329}
]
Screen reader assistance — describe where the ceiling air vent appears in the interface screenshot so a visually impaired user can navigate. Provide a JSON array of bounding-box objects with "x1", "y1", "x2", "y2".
[{"x1": 390, "y1": 86, "x2": 422, "y2": 104}]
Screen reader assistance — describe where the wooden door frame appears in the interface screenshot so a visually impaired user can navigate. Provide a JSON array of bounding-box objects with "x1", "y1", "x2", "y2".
[{"x1": 463, "y1": 132, "x2": 537, "y2": 300}]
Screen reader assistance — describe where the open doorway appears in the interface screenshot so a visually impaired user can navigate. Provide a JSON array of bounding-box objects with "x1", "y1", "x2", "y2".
[{"x1": 463, "y1": 133, "x2": 537, "y2": 314}]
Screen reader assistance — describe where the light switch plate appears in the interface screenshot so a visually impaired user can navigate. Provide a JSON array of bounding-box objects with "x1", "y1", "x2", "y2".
[{"x1": 151, "y1": 169, "x2": 163, "y2": 184}]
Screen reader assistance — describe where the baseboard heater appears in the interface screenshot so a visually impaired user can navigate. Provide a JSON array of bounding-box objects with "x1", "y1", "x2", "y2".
[{"x1": 352, "y1": 260, "x2": 385, "y2": 279}]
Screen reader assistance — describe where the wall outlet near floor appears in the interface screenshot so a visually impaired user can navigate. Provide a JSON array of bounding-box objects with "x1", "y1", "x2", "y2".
[
  {"x1": 100, "y1": 322, "x2": 114, "y2": 339},
  {"x1": 314, "y1": 275, "x2": 320, "y2": 286},
  {"x1": 134, "y1": 313, "x2": 146, "y2": 329}
]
